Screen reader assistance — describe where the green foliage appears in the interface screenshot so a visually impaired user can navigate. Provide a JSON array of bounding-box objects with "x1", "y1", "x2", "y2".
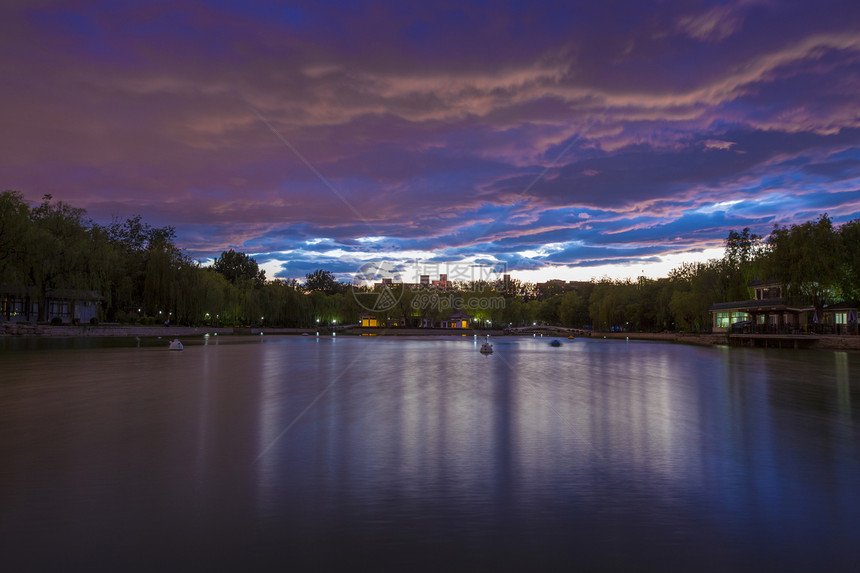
[
  {"x1": 213, "y1": 249, "x2": 266, "y2": 287},
  {"x1": 304, "y1": 269, "x2": 341, "y2": 294},
  {"x1": 667, "y1": 261, "x2": 724, "y2": 331},
  {"x1": 589, "y1": 278, "x2": 640, "y2": 331},
  {"x1": 838, "y1": 219, "x2": 860, "y2": 301},
  {"x1": 5, "y1": 192, "x2": 859, "y2": 333},
  {"x1": 723, "y1": 228, "x2": 763, "y2": 300},
  {"x1": 559, "y1": 291, "x2": 588, "y2": 327},
  {"x1": 763, "y1": 214, "x2": 842, "y2": 312},
  {"x1": 0, "y1": 191, "x2": 32, "y2": 286},
  {"x1": 114, "y1": 310, "x2": 138, "y2": 324}
]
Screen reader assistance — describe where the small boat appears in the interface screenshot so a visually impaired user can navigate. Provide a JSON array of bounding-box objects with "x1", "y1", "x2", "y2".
[
  {"x1": 479, "y1": 342, "x2": 494, "y2": 354},
  {"x1": 168, "y1": 339, "x2": 184, "y2": 351},
  {"x1": 550, "y1": 340, "x2": 562, "y2": 347},
  {"x1": 568, "y1": 335, "x2": 575, "y2": 339}
]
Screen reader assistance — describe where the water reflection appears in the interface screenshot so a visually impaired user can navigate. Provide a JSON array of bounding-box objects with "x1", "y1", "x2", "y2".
[
  {"x1": 1, "y1": 336, "x2": 859, "y2": 571},
  {"x1": 835, "y1": 352, "x2": 852, "y2": 418}
]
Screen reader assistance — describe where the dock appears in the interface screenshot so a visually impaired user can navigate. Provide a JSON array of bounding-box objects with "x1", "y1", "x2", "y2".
[{"x1": 728, "y1": 333, "x2": 820, "y2": 349}]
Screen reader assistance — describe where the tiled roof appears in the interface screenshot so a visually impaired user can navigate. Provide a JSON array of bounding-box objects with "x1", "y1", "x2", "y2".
[
  {"x1": 824, "y1": 302, "x2": 860, "y2": 310},
  {"x1": 708, "y1": 298, "x2": 813, "y2": 312}
]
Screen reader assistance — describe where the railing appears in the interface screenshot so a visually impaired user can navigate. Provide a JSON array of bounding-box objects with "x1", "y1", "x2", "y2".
[{"x1": 744, "y1": 323, "x2": 858, "y2": 336}]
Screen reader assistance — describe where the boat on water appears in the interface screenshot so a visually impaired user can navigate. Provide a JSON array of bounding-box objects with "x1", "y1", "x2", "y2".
[
  {"x1": 568, "y1": 335, "x2": 575, "y2": 339},
  {"x1": 550, "y1": 340, "x2": 562, "y2": 347},
  {"x1": 168, "y1": 339, "x2": 184, "y2": 351},
  {"x1": 479, "y1": 342, "x2": 494, "y2": 354}
]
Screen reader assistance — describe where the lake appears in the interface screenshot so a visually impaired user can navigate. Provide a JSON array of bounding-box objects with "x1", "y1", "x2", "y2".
[{"x1": 1, "y1": 334, "x2": 859, "y2": 571}]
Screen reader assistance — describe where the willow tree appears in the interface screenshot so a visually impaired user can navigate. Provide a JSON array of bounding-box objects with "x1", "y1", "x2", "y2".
[
  {"x1": 0, "y1": 191, "x2": 32, "y2": 286},
  {"x1": 558, "y1": 290, "x2": 588, "y2": 328},
  {"x1": 723, "y1": 227, "x2": 763, "y2": 300},
  {"x1": 764, "y1": 214, "x2": 841, "y2": 314},
  {"x1": 28, "y1": 195, "x2": 107, "y2": 321},
  {"x1": 142, "y1": 227, "x2": 186, "y2": 318},
  {"x1": 837, "y1": 219, "x2": 860, "y2": 302},
  {"x1": 667, "y1": 261, "x2": 723, "y2": 332}
]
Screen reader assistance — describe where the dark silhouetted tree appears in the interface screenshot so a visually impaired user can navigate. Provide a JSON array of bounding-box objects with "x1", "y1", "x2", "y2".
[
  {"x1": 213, "y1": 249, "x2": 266, "y2": 287},
  {"x1": 304, "y1": 269, "x2": 340, "y2": 294}
]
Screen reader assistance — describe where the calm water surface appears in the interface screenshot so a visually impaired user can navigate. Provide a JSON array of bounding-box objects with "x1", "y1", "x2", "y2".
[{"x1": 1, "y1": 335, "x2": 859, "y2": 571}]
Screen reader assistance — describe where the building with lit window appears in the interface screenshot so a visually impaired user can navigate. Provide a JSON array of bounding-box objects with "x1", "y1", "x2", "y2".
[
  {"x1": 709, "y1": 281, "x2": 813, "y2": 334},
  {"x1": 1, "y1": 287, "x2": 102, "y2": 324},
  {"x1": 441, "y1": 311, "x2": 473, "y2": 328}
]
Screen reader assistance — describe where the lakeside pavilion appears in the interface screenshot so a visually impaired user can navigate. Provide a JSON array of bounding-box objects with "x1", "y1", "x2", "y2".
[{"x1": 709, "y1": 281, "x2": 814, "y2": 334}]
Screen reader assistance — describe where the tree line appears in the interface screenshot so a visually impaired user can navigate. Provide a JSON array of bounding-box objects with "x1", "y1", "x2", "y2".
[
  {"x1": 2, "y1": 191, "x2": 857, "y2": 330},
  {"x1": 574, "y1": 215, "x2": 859, "y2": 332},
  {"x1": 0, "y1": 191, "x2": 318, "y2": 326}
]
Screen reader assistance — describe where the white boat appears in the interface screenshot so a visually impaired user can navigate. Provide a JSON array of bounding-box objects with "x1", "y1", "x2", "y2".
[
  {"x1": 168, "y1": 339, "x2": 184, "y2": 351},
  {"x1": 479, "y1": 342, "x2": 493, "y2": 354}
]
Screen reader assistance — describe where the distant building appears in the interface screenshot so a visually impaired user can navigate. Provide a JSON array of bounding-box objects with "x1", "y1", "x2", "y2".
[
  {"x1": 359, "y1": 313, "x2": 381, "y2": 327},
  {"x1": 1, "y1": 286, "x2": 102, "y2": 324},
  {"x1": 441, "y1": 311, "x2": 473, "y2": 328},
  {"x1": 535, "y1": 279, "x2": 589, "y2": 298},
  {"x1": 359, "y1": 313, "x2": 404, "y2": 328},
  {"x1": 432, "y1": 273, "x2": 449, "y2": 288},
  {"x1": 372, "y1": 273, "x2": 451, "y2": 290}
]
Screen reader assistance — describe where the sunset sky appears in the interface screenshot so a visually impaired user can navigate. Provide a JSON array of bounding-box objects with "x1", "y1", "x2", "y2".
[{"x1": 2, "y1": 1, "x2": 859, "y2": 283}]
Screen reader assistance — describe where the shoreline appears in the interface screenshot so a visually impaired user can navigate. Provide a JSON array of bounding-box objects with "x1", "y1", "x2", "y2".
[
  {"x1": 598, "y1": 330, "x2": 860, "y2": 351},
  {"x1": 0, "y1": 323, "x2": 509, "y2": 338},
  {"x1": 3, "y1": 322, "x2": 858, "y2": 351}
]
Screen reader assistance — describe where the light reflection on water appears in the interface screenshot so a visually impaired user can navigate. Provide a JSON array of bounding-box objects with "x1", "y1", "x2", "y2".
[{"x1": 1, "y1": 335, "x2": 859, "y2": 571}]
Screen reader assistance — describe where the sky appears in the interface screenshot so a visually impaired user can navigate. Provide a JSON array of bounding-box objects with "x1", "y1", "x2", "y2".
[{"x1": 2, "y1": 0, "x2": 859, "y2": 285}]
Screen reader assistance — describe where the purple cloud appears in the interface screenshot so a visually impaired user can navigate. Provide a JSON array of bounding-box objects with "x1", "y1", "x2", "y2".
[{"x1": 2, "y1": 0, "x2": 859, "y2": 281}]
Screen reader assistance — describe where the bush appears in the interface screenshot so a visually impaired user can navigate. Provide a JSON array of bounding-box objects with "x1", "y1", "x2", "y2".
[
  {"x1": 50, "y1": 317, "x2": 63, "y2": 325},
  {"x1": 115, "y1": 310, "x2": 130, "y2": 323},
  {"x1": 89, "y1": 317, "x2": 99, "y2": 326}
]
